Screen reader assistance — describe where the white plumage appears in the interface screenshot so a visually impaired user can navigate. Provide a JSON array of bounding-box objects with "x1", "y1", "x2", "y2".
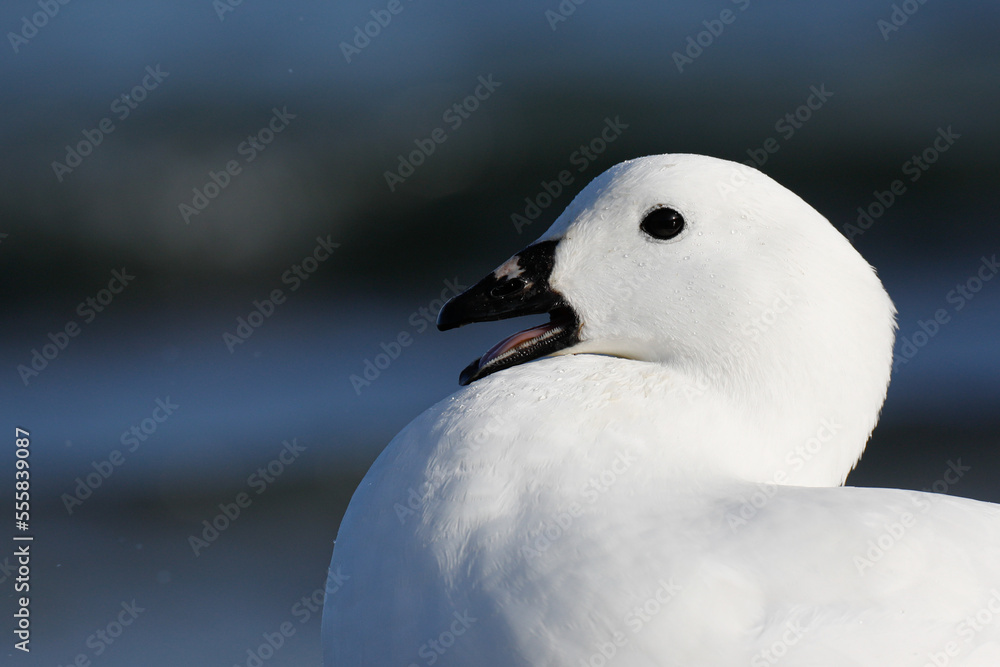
[{"x1": 323, "y1": 154, "x2": 1000, "y2": 666}]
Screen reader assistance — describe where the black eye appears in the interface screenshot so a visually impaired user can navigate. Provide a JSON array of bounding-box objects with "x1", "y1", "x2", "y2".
[{"x1": 640, "y1": 207, "x2": 685, "y2": 240}]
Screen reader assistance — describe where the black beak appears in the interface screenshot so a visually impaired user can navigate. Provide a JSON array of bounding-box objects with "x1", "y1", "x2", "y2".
[{"x1": 437, "y1": 240, "x2": 580, "y2": 385}]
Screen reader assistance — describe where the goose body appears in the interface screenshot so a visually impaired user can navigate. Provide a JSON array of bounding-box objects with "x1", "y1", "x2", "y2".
[{"x1": 323, "y1": 154, "x2": 1000, "y2": 666}]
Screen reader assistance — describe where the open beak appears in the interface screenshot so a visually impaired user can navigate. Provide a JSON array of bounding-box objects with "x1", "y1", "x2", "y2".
[{"x1": 437, "y1": 240, "x2": 581, "y2": 385}]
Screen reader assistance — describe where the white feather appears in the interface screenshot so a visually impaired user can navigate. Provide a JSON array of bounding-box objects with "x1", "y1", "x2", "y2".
[{"x1": 323, "y1": 154, "x2": 1000, "y2": 666}]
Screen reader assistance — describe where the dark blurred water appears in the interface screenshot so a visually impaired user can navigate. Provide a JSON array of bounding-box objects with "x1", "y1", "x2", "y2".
[{"x1": 1, "y1": 1, "x2": 998, "y2": 664}]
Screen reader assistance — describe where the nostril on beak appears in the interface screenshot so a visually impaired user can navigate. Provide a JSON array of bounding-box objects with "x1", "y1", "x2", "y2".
[{"x1": 489, "y1": 278, "x2": 527, "y2": 299}]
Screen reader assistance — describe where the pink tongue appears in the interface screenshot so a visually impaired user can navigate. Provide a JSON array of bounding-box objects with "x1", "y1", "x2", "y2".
[{"x1": 478, "y1": 323, "x2": 556, "y2": 369}]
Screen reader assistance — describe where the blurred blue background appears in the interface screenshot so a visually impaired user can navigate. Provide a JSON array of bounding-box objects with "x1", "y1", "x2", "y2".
[{"x1": 1, "y1": 1, "x2": 998, "y2": 664}]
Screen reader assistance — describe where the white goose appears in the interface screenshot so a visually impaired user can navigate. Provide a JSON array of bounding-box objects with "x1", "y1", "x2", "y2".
[{"x1": 323, "y1": 154, "x2": 1000, "y2": 666}]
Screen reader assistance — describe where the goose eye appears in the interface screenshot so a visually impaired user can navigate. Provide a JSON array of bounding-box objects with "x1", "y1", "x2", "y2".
[{"x1": 640, "y1": 207, "x2": 685, "y2": 240}]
